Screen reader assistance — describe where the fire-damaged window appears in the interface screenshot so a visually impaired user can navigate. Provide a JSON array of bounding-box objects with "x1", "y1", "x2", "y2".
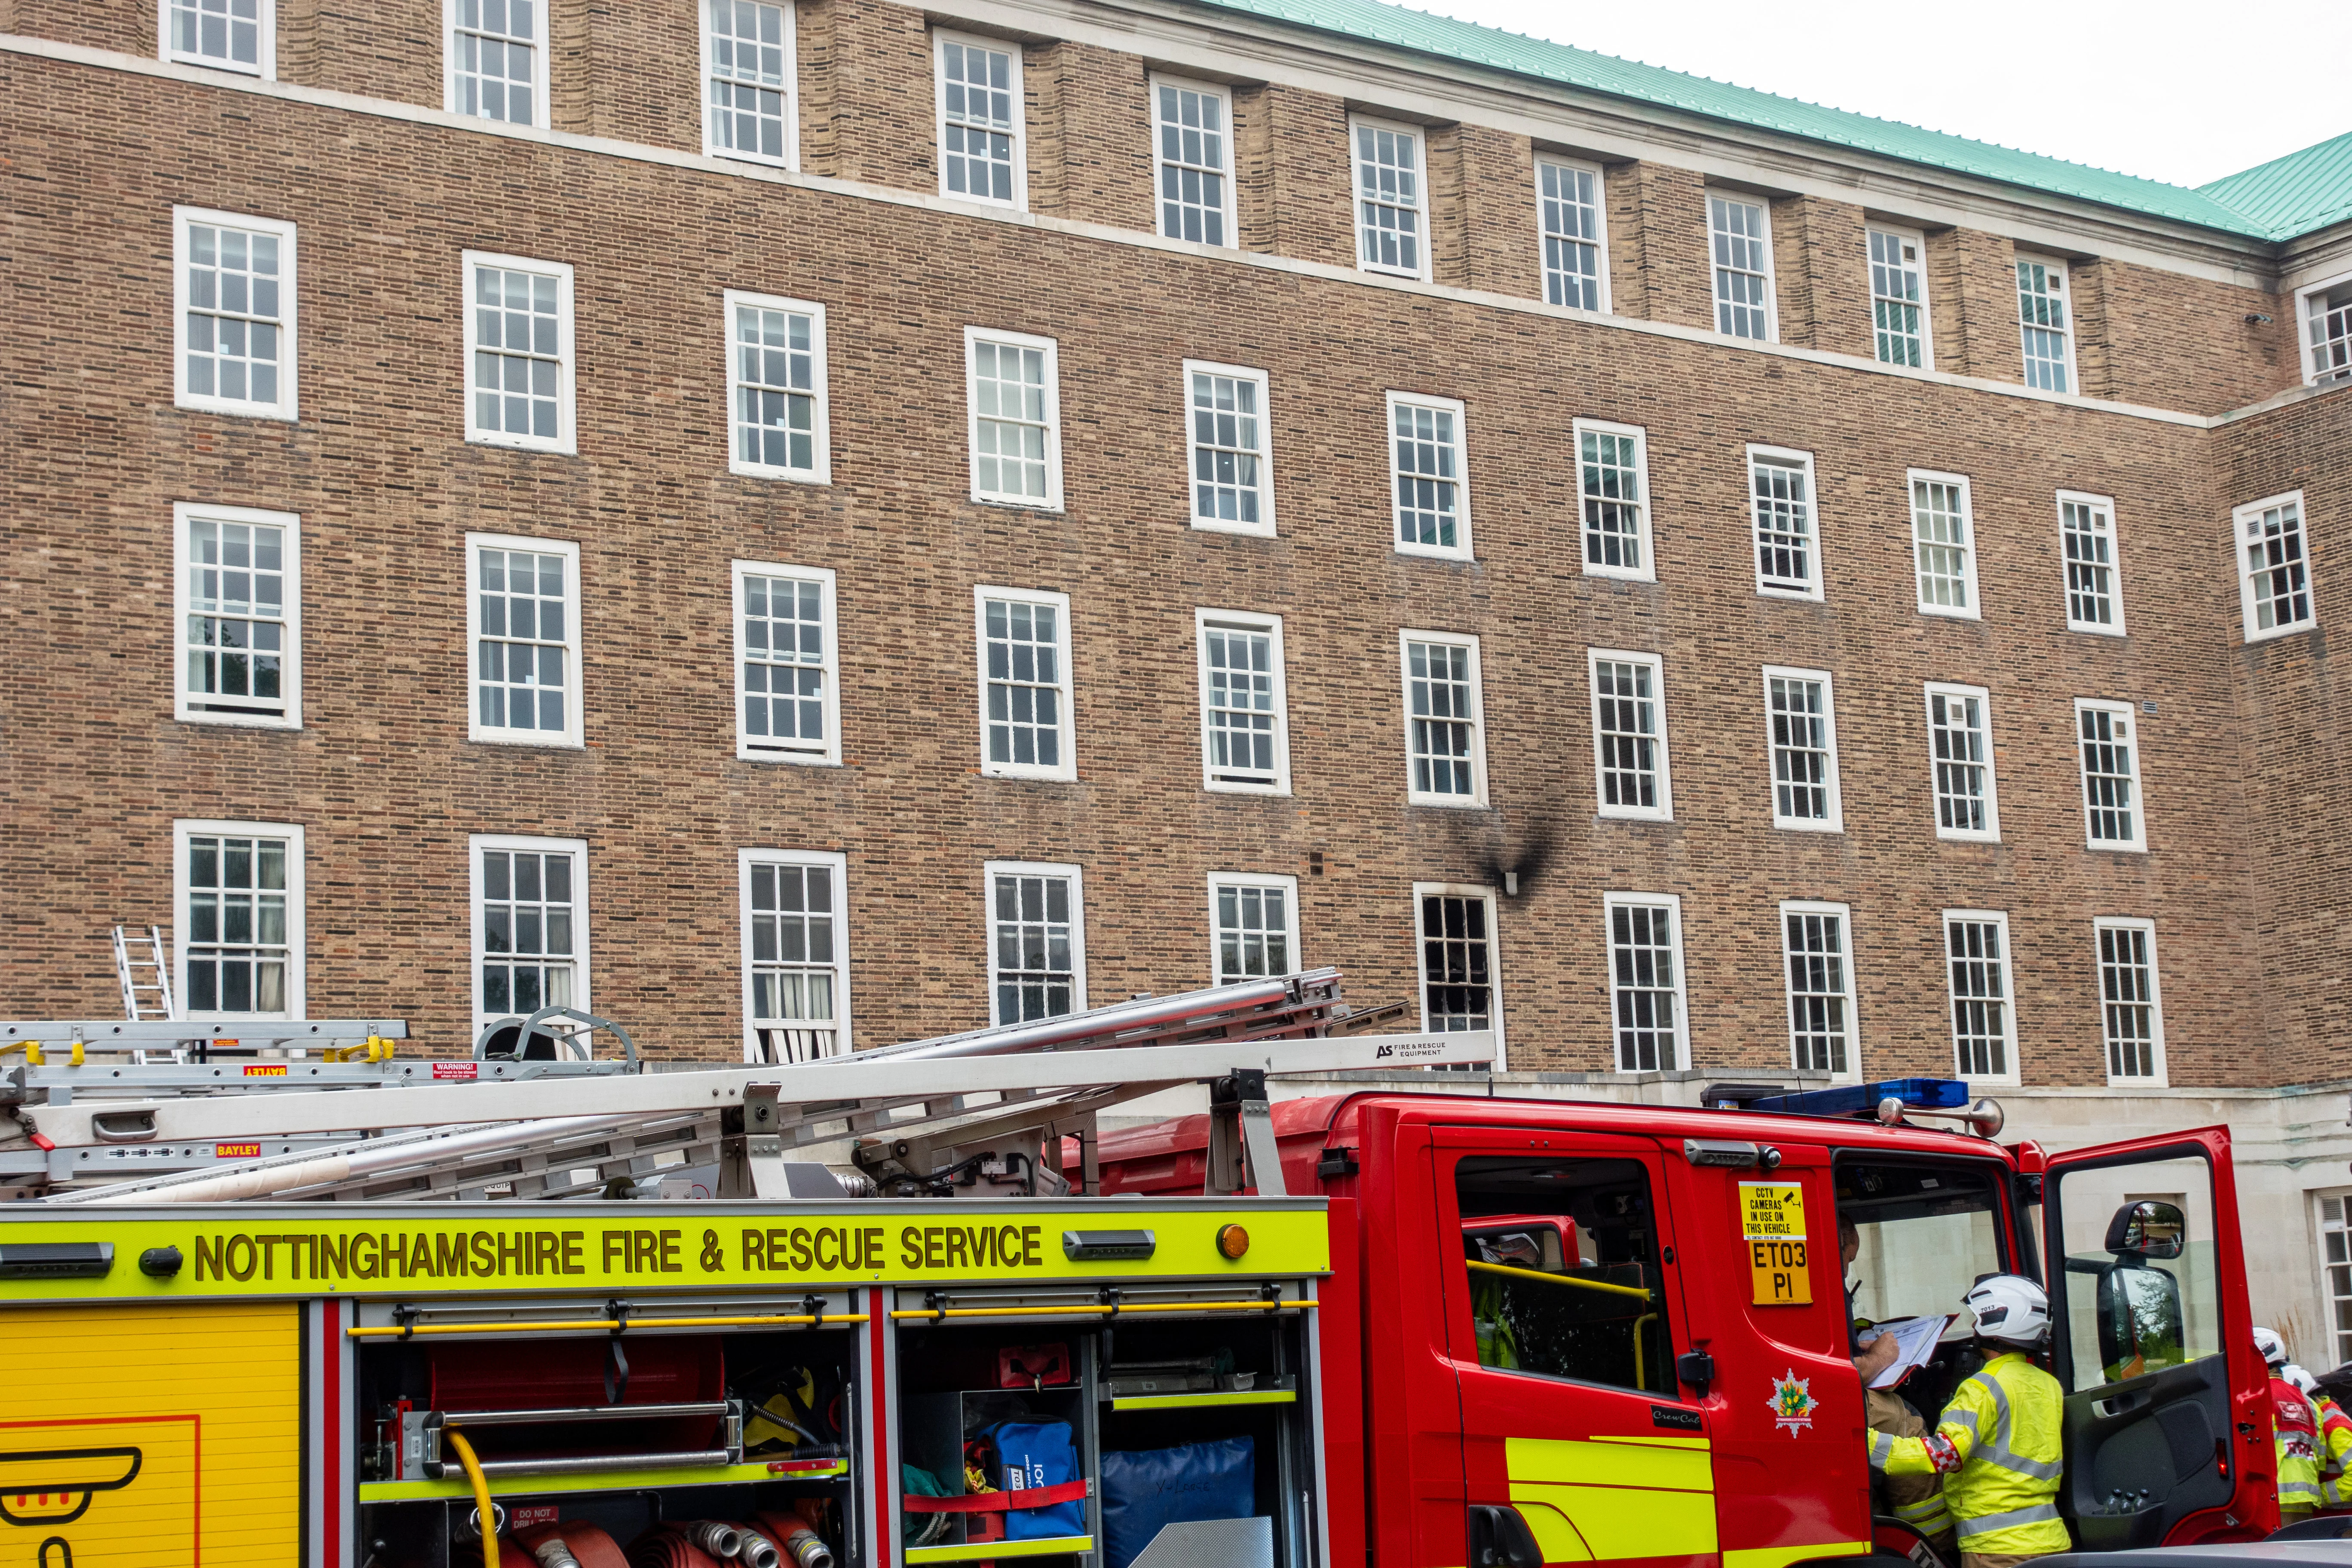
[{"x1": 1455, "y1": 1155, "x2": 1676, "y2": 1397}]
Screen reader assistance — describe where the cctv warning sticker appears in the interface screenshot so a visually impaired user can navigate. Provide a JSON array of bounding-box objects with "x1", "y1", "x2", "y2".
[
  {"x1": 0, "y1": 1302, "x2": 299, "y2": 1565},
  {"x1": 1739, "y1": 1182, "x2": 1812, "y2": 1306}
]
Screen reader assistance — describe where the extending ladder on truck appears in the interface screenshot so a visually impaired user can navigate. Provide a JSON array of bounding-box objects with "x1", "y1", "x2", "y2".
[
  {"x1": 15, "y1": 968, "x2": 1487, "y2": 1205},
  {"x1": 111, "y1": 923, "x2": 178, "y2": 1021}
]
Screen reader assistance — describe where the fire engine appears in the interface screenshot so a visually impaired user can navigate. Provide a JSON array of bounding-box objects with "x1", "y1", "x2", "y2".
[{"x1": 0, "y1": 972, "x2": 2280, "y2": 1567}]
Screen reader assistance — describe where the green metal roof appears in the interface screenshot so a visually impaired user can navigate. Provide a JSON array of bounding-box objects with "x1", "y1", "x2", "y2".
[
  {"x1": 2198, "y1": 132, "x2": 2352, "y2": 243},
  {"x1": 1185, "y1": 0, "x2": 2352, "y2": 244}
]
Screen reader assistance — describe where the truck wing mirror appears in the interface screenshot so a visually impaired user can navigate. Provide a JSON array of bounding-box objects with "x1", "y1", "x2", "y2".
[{"x1": 2104, "y1": 1200, "x2": 2185, "y2": 1259}]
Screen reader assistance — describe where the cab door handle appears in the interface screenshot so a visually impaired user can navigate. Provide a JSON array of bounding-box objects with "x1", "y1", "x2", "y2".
[
  {"x1": 1676, "y1": 1350, "x2": 1717, "y2": 1398},
  {"x1": 1467, "y1": 1504, "x2": 1542, "y2": 1568}
]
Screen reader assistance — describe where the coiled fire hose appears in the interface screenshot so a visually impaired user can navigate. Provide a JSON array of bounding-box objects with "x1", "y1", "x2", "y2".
[{"x1": 517, "y1": 1524, "x2": 627, "y2": 1568}]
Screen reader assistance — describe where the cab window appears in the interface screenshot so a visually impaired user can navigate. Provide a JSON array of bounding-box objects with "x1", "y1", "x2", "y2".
[
  {"x1": 1455, "y1": 1155, "x2": 1675, "y2": 1396},
  {"x1": 2051, "y1": 1154, "x2": 2223, "y2": 1391},
  {"x1": 1838, "y1": 1160, "x2": 2007, "y2": 1337}
]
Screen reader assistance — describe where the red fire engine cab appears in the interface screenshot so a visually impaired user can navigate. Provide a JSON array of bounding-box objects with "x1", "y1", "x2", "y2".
[{"x1": 1097, "y1": 1078, "x2": 2274, "y2": 1565}]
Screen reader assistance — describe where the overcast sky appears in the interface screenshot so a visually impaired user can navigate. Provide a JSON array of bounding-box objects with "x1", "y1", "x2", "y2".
[{"x1": 1412, "y1": 0, "x2": 2351, "y2": 190}]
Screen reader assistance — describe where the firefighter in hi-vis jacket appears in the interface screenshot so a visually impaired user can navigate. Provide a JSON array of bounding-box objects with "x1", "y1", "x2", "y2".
[
  {"x1": 2288, "y1": 1365, "x2": 2352, "y2": 1512},
  {"x1": 1842, "y1": 1217, "x2": 1953, "y2": 1556},
  {"x1": 1870, "y1": 1275, "x2": 2070, "y2": 1567},
  {"x1": 2256, "y1": 1328, "x2": 2323, "y2": 1522}
]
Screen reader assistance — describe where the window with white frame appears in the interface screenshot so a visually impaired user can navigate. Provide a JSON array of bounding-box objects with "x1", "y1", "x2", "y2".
[
  {"x1": 740, "y1": 849, "x2": 849, "y2": 1063},
  {"x1": 1416, "y1": 885, "x2": 1500, "y2": 1040},
  {"x1": 1210, "y1": 873, "x2": 1298, "y2": 985},
  {"x1": 175, "y1": 502, "x2": 300, "y2": 728},
  {"x1": 1388, "y1": 392, "x2": 1470, "y2": 557},
  {"x1": 468, "y1": 533, "x2": 582, "y2": 746},
  {"x1": 2094, "y1": 918, "x2": 2164, "y2": 1084},
  {"x1": 936, "y1": 33, "x2": 1023, "y2": 207},
  {"x1": 1944, "y1": 911, "x2": 2015, "y2": 1082},
  {"x1": 1605, "y1": 894, "x2": 1685, "y2": 1072},
  {"x1": 174, "y1": 208, "x2": 295, "y2": 420},
  {"x1": 2059, "y1": 491, "x2": 2125, "y2": 634},
  {"x1": 471, "y1": 834, "x2": 587, "y2": 1026},
  {"x1": 964, "y1": 328, "x2": 1061, "y2": 507},
  {"x1": 1778, "y1": 907, "x2": 1853, "y2": 1081},
  {"x1": 1781, "y1": 901, "x2": 1856, "y2": 1077},
  {"x1": 162, "y1": 0, "x2": 273, "y2": 75},
  {"x1": 2235, "y1": 492, "x2": 2315, "y2": 641},
  {"x1": 176, "y1": 820, "x2": 304, "y2": 1019},
  {"x1": 1764, "y1": 668, "x2": 1842, "y2": 830},
  {"x1": 2076, "y1": 699, "x2": 2146, "y2": 851},
  {"x1": 1196, "y1": 610, "x2": 1289, "y2": 793},
  {"x1": 463, "y1": 252, "x2": 574, "y2": 453},
  {"x1": 2303, "y1": 275, "x2": 2352, "y2": 386},
  {"x1": 1707, "y1": 194, "x2": 1774, "y2": 341},
  {"x1": 2318, "y1": 1196, "x2": 2352, "y2": 1367},
  {"x1": 1576, "y1": 418, "x2": 1651, "y2": 580},
  {"x1": 734, "y1": 562, "x2": 837, "y2": 764},
  {"x1": 1537, "y1": 158, "x2": 1607, "y2": 312},
  {"x1": 724, "y1": 291, "x2": 829, "y2": 481},
  {"x1": 1867, "y1": 227, "x2": 1929, "y2": 368},
  {"x1": 2016, "y1": 257, "x2": 2074, "y2": 393},
  {"x1": 1909, "y1": 471, "x2": 1980, "y2": 617},
  {"x1": 1400, "y1": 631, "x2": 1485, "y2": 806},
  {"x1": 1924, "y1": 682, "x2": 1998, "y2": 842},
  {"x1": 1352, "y1": 117, "x2": 1427, "y2": 279},
  {"x1": 986, "y1": 861, "x2": 1084, "y2": 1024},
  {"x1": 975, "y1": 587, "x2": 1075, "y2": 781},
  {"x1": 447, "y1": 0, "x2": 545, "y2": 127},
  {"x1": 1184, "y1": 361, "x2": 1272, "y2": 533},
  {"x1": 704, "y1": 0, "x2": 796, "y2": 167},
  {"x1": 1749, "y1": 445, "x2": 1819, "y2": 597},
  {"x1": 1153, "y1": 78, "x2": 1233, "y2": 246},
  {"x1": 1588, "y1": 649, "x2": 1671, "y2": 821}
]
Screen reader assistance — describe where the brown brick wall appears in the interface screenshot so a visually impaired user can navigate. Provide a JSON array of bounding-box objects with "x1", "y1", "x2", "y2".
[
  {"x1": 9, "y1": 0, "x2": 150, "y2": 56},
  {"x1": 0, "y1": 52, "x2": 2301, "y2": 1096},
  {"x1": 1023, "y1": 39, "x2": 1152, "y2": 232},
  {"x1": 1426, "y1": 122, "x2": 1535, "y2": 297},
  {"x1": 1924, "y1": 225, "x2": 2020, "y2": 383},
  {"x1": 1233, "y1": 82, "x2": 1353, "y2": 268},
  {"x1": 1604, "y1": 161, "x2": 1712, "y2": 332},
  {"x1": 2214, "y1": 387, "x2": 2352, "y2": 1084},
  {"x1": 550, "y1": 0, "x2": 698, "y2": 149},
  {"x1": 1768, "y1": 195, "x2": 1871, "y2": 358},
  {"x1": 2082, "y1": 256, "x2": 2296, "y2": 413},
  {"x1": 280, "y1": 0, "x2": 438, "y2": 105},
  {"x1": 2, "y1": 0, "x2": 2303, "y2": 412},
  {"x1": 796, "y1": 0, "x2": 934, "y2": 192}
]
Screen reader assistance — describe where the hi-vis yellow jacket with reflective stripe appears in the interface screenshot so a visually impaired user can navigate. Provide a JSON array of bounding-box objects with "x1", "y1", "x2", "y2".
[
  {"x1": 1872, "y1": 1352, "x2": 2071, "y2": 1556},
  {"x1": 2316, "y1": 1393, "x2": 2352, "y2": 1506},
  {"x1": 2272, "y1": 1375, "x2": 2324, "y2": 1511}
]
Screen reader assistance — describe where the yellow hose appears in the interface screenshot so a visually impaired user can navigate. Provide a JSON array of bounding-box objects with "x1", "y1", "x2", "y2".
[{"x1": 444, "y1": 1427, "x2": 499, "y2": 1568}]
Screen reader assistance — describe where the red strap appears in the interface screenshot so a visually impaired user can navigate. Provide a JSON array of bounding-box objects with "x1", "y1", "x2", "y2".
[{"x1": 903, "y1": 1480, "x2": 1088, "y2": 1513}]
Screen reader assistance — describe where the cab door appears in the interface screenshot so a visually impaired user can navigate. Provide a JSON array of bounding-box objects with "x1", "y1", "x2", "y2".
[
  {"x1": 1432, "y1": 1127, "x2": 1714, "y2": 1567},
  {"x1": 2041, "y1": 1127, "x2": 2270, "y2": 1547}
]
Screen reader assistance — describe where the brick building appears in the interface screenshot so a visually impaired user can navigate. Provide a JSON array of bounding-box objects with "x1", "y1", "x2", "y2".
[{"x1": 4, "y1": 0, "x2": 2352, "y2": 1339}]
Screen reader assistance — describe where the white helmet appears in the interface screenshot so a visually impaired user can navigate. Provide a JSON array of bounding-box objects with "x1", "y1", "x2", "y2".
[
  {"x1": 2287, "y1": 1364, "x2": 2322, "y2": 1396},
  {"x1": 1963, "y1": 1274, "x2": 2050, "y2": 1346},
  {"x1": 2255, "y1": 1326, "x2": 2290, "y2": 1367}
]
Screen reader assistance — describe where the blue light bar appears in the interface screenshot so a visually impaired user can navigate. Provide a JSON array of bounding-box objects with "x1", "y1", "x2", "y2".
[{"x1": 1742, "y1": 1078, "x2": 1971, "y2": 1117}]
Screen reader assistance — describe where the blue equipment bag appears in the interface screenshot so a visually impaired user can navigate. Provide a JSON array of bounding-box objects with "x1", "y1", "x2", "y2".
[
  {"x1": 1100, "y1": 1436, "x2": 1256, "y2": 1568},
  {"x1": 981, "y1": 1419, "x2": 1085, "y2": 1540}
]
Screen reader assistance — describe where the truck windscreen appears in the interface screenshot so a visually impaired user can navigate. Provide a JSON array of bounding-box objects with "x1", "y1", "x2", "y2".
[{"x1": 1835, "y1": 1160, "x2": 2006, "y2": 1334}]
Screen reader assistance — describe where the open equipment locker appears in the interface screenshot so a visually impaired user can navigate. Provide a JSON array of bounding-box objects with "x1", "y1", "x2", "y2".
[{"x1": 0, "y1": 1196, "x2": 1332, "y2": 1568}]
